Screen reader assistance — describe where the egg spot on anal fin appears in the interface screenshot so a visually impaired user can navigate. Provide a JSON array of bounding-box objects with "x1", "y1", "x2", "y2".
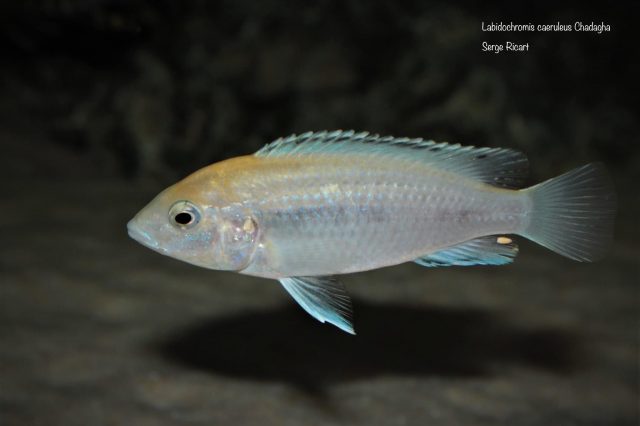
[{"x1": 497, "y1": 236, "x2": 512, "y2": 245}]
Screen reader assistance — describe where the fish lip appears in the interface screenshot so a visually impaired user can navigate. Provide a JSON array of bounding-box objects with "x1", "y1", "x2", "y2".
[{"x1": 127, "y1": 220, "x2": 161, "y2": 251}]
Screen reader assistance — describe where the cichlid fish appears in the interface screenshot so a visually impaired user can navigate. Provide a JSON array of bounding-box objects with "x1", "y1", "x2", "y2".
[{"x1": 127, "y1": 131, "x2": 616, "y2": 333}]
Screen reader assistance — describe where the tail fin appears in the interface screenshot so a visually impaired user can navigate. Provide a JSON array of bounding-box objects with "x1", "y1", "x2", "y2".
[{"x1": 522, "y1": 163, "x2": 616, "y2": 262}]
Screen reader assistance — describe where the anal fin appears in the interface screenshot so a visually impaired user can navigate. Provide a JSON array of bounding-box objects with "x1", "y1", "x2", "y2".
[
  {"x1": 279, "y1": 276, "x2": 355, "y2": 334},
  {"x1": 415, "y1": 236, "x2": 518, "y2": 267}
]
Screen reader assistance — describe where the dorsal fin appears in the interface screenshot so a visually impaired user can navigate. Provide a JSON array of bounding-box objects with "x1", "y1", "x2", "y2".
[{"x1": 255, "y1": 130, "x2": 529, "y2": 188}]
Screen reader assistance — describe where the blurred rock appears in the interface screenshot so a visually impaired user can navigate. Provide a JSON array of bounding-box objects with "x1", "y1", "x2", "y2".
[{"x1": 115, "y1": 51, "x2": 174, "y2": 176}]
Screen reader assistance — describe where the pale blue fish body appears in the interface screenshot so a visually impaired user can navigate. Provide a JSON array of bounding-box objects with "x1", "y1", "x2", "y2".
[
  {"x1": 239, "y1": 153, "x2": 527, "y2": 279},
  {"x1": 127, "y1": 131, "x2": 616, "y2": 334}
]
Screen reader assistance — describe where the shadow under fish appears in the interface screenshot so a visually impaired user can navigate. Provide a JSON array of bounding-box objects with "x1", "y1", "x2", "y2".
[{"x1": 151, "y1": 299, "x2": 585, "y2": 392}]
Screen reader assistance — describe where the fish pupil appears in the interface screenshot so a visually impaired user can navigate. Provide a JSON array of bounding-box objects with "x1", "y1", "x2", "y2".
[{"x1": 175, "y1": 212, "x2": 193, "y2": 225}]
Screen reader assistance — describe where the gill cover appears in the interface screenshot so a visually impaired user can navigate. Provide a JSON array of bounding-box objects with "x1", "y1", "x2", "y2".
[{"x1": 218, "y1": 209, "x2": 260, "y2": 271}]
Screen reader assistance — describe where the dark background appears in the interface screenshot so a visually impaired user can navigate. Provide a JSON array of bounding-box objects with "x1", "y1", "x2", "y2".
[{"x1": 1, "y1": 1, "x2": 638, "y2": 425}]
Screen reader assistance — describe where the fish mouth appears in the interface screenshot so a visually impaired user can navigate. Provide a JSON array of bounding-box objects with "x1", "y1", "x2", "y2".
[{"x1": 127, "y1": 220, "x2": 160, "y2": 250}]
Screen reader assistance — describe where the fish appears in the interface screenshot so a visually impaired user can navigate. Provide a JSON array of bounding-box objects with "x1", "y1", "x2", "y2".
[{"x1": 127, "y1": 130, "x2": 616, "y2": 334}]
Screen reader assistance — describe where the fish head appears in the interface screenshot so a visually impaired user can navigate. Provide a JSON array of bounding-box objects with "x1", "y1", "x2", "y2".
[{"x1": 127, "y1": 170, "x2": 259, "y2": 272}]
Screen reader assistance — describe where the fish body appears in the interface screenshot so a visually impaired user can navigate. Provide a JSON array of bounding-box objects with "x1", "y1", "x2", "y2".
[
  {"x1": 128, "y1": 131, "x2": 616, "y2": 333},
  {"x1": 213, "y1": 154, "x2": 525, "y2": 278}
]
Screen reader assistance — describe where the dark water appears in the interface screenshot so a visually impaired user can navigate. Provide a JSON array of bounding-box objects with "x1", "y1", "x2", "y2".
[{"x1": 1, "y1": 2, "x2": 638, "y2": 425}]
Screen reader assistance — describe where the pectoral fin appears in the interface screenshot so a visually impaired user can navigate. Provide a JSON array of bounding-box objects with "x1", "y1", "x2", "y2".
[
  {"x1": 415, "y1": 235, "x2": 518, "y2": 267},
  {"x1": 279, "y1": 276, "x2": 355, "y2": 334}
]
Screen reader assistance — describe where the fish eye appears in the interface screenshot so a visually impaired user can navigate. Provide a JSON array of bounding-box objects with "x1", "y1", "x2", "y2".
[{"x1": 169, "y1": 201, "x2": 201, "y2": 228}]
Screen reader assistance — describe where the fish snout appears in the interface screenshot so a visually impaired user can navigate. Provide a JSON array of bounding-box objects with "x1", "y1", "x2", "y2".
[{"x1": 127, "y1": 219, "x2": 158, "y2": 249}]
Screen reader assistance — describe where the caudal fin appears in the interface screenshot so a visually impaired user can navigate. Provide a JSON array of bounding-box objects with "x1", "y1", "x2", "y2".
[{"x1": 522, "y1": 163, "x2": 616, "y2": 262}]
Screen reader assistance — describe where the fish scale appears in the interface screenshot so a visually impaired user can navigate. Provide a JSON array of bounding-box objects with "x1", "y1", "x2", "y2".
[{"x1": 238, "y1": 155, "x2": 526, "y2": 278}]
